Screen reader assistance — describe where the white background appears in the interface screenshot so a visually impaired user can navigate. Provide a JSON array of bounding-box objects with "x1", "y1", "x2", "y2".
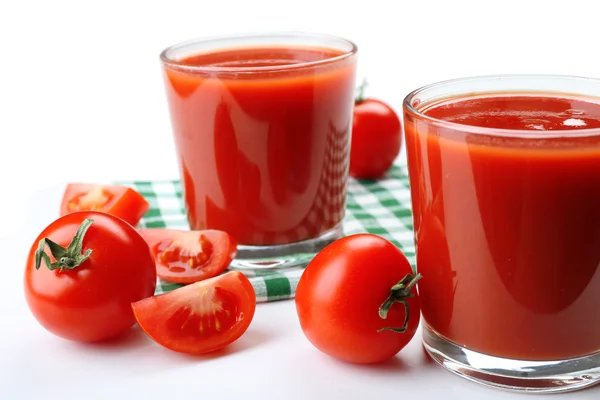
[{"x1": 2, "y1": 0, "x2": 600, "y2": 399}]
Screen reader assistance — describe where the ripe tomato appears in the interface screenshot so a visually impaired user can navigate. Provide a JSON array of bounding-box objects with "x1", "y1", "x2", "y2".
[
  {"x1": 60, "y1": 183, "x2": 150, "y2": 227},
  {"x1": 295, "y1": 233, "x2": 421, "y2": 364},
  {"x1": 132, "y1": 271, "x2": 256, "y2": 355},
  {"x1": 24, "y1": 211, "x2": 157, "y2": 342},
  {"x1": 138, "y1": 229, "x2": 237, "y2": 284},
  {"x1": 349, "y1": 97, "x2": 402, "y2": 180}
]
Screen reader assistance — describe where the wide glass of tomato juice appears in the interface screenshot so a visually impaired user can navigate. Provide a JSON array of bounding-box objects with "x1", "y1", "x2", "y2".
[
  {"x1": 160, "y1": 33, "x2": 357, "y2": 270},
  {"x1": 403, "y1": 75, "x2": 600, "y2": 393}
]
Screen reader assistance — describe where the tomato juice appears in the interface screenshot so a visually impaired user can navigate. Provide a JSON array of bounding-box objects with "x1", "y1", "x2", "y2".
[
  {"x1": 161, "y1": 40, "x2": 357, "y2": 246},
  {"x1": 404, "y1": 92, "x2": 600, "y2": 361}
]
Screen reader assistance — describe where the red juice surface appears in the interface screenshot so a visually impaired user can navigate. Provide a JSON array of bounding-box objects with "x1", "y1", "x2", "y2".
[
  {"x1": 163, "y1": 46, "x2": 356, "y2": 245},
  {"x1": 404, "y1": 94, "x2": 600, "y2": 360}
]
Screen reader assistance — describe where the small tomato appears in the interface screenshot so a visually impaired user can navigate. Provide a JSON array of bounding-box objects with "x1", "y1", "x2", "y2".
[
  {"x1": 349, "y1": 88, "x2": 402, "y2": 179},
  {"x1": 295, "y1": 233, "x2": 421, "y2": 364}
]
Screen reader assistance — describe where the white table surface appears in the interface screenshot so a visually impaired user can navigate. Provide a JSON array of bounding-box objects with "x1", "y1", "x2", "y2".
[{"x1": 2, "y1": 0, "x2": 600, "y2": 398}]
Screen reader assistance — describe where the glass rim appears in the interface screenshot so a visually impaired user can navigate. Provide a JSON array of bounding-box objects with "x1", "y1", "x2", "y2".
[
  {"x1": 159, "y1": 31, "x2": 358, "y2": 75},
  {"x1": 403, "y1": 74, "x2": 600, "y2": 139}
]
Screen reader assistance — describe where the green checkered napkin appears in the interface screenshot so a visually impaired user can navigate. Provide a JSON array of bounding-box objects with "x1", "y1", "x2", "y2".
[{"x1": 117, "y1": 164, "x2": 415, "y2": 302}]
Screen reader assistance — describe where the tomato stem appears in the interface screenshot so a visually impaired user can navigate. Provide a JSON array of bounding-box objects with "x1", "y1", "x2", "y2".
[
  {"x1": 378, "y1": 273, "x2": 422, "y2": 333},
  {"x1": 35, "y1": 218, "x2": 94, "y2": 272},
  {"x1": 355, "y1": 78, "x2": 368, "y2": 103}
]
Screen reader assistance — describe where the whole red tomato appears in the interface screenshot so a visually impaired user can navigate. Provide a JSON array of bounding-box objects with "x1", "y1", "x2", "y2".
[
  {"x1": 24, "y1": 211, "x2": 157, "y2": 342},
  {"x1": 350, "y1": 96, "x2": 402, "y2": 180},
  {"x1": 295, "y1": 234, "x2": 421, "y2": 364}
]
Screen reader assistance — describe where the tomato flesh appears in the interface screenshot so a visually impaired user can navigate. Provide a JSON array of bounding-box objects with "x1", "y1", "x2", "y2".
[
  {"x1": 60, "y1": 183, "x2": 150, "y2": 227},
  {"x1": 157, "y1": 233, "x2": 214, "y2": 272},
  {"x1": 139, "y1": 229, "x2": 237, "y2": 284},
  {"x1": 166, "y1": 287, "x2": 238, "y2": 338},
  {"x1": 132, "y1": 271, "x2": 256, "y2": 355},
  {"x1": 66, "y1": 185, "x2": 113, "y2": 211}
]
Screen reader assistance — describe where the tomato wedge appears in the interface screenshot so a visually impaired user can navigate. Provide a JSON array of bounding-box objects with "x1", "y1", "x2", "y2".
[
  {"x1": 132, "y1": 271, "x2": 256, "y2": 355},
  {"x1": 138, "y1": 228, "x2": 237, "y2": 284},
  {"x1": 60, "y1": 183, "x2": 150, "y2": 227}
]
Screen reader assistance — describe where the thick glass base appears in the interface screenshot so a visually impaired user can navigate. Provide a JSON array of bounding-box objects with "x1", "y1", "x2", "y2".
[
  {"x1": 423, "y1": 324, "x2": 600, "y2": 393},
  {"x1": 228, "y1": 223, "x2": 343, "y2": 272}
]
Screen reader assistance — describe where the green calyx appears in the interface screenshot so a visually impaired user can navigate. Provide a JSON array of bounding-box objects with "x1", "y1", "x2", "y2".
[
  {"x1": 35, "y1": 218, "x2": 94, "y2": 272},
  {"x1": 378, "y1": 272, "x2": 423, "y2": 333},
  {"x1": 355, "y1": 78, "x2": 368, "y2": 104}
]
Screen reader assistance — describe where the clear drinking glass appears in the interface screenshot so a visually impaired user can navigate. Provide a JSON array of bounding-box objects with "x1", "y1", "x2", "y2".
[
  {"x1": 403, "y1": 75, "x2": 600, "y2": 393},
  {"x1": 160, "y1": 32, "x2": 357, "y2": 271}
]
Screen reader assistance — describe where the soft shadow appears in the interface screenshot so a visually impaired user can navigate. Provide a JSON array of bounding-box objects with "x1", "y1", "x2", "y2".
[
  {"x1": 227, "y1": 328, "x2": 272, "y2": 352},
  {"x1": 157, "y1": 327, "x2": 273, "y2": 362},
  {"x1": 344, "y1": 355, "x2": 409, "y2": 375},
  {"x1": 68, "y1": 325, "x2": 272, "y2": 362},
  {"x1": 582, "y1": 383, "x2": 600, "y2": 394},
  {"x1": 71, "y1": 325, "x2": 152, "y2": 352}
]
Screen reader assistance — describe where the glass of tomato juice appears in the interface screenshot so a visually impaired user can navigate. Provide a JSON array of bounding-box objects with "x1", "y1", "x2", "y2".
[
  {"x1": 403, "y1": 75, "x2": 600, "y2": 393},
  {"x1": 159, "y1": 33, "x2": 357, "y2": 270}
]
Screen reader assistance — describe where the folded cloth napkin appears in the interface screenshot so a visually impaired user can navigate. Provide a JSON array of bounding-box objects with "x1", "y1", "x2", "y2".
[{"x1": 116, "y1": 164, "x2": 415, "y2": 302}]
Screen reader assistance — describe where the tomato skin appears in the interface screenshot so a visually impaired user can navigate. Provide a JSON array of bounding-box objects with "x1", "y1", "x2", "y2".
[
  {"x1": 24, "y1": 211, "x2": 157, "y2": 342},
  {"x1": 349, "y1": 99, "x2": 402, "y2": 180},
  {"x1": 60, "y1": 183, "x2": 150, "y2": 227},
  {"x1": 138, "y1": 229, "x2": 237, "y2": 284},
  {"x1": 295, "y1": 234, "x2": 420, "y2": 364},
  {"x1": 132, "y1": 271, "x2": 256, "y2": 355}
]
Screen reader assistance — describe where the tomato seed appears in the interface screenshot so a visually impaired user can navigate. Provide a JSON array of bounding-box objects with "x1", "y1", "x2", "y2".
[
  {"x1": 194, "y1": 253, "x2": 208, "y2": 267},
  {"x1": 159, "y1": 246, "x2": 181, "y2": 262},
  {"x1": 157, "y1": 238, "x2": 214, "y2": 270}
]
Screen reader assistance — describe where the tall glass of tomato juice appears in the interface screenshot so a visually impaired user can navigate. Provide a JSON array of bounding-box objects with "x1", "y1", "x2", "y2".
[
  {"x1": 403, "y1": 75, "x2": 600, "y2": 393},
  {"x1": 160, "y1": 33, "x2": 357, "y2": 270}
]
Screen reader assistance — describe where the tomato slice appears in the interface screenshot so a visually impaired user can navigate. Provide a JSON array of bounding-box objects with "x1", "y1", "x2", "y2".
[
  {"x1": 60, "y1": 183, "x2": 150, "y2": 227},
  {"x1": 138, "y1": 228, "x2": 237, "y2": 284},
  {"x1": 132, "y1": 271, "x2": 256, "y2": 354}
]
